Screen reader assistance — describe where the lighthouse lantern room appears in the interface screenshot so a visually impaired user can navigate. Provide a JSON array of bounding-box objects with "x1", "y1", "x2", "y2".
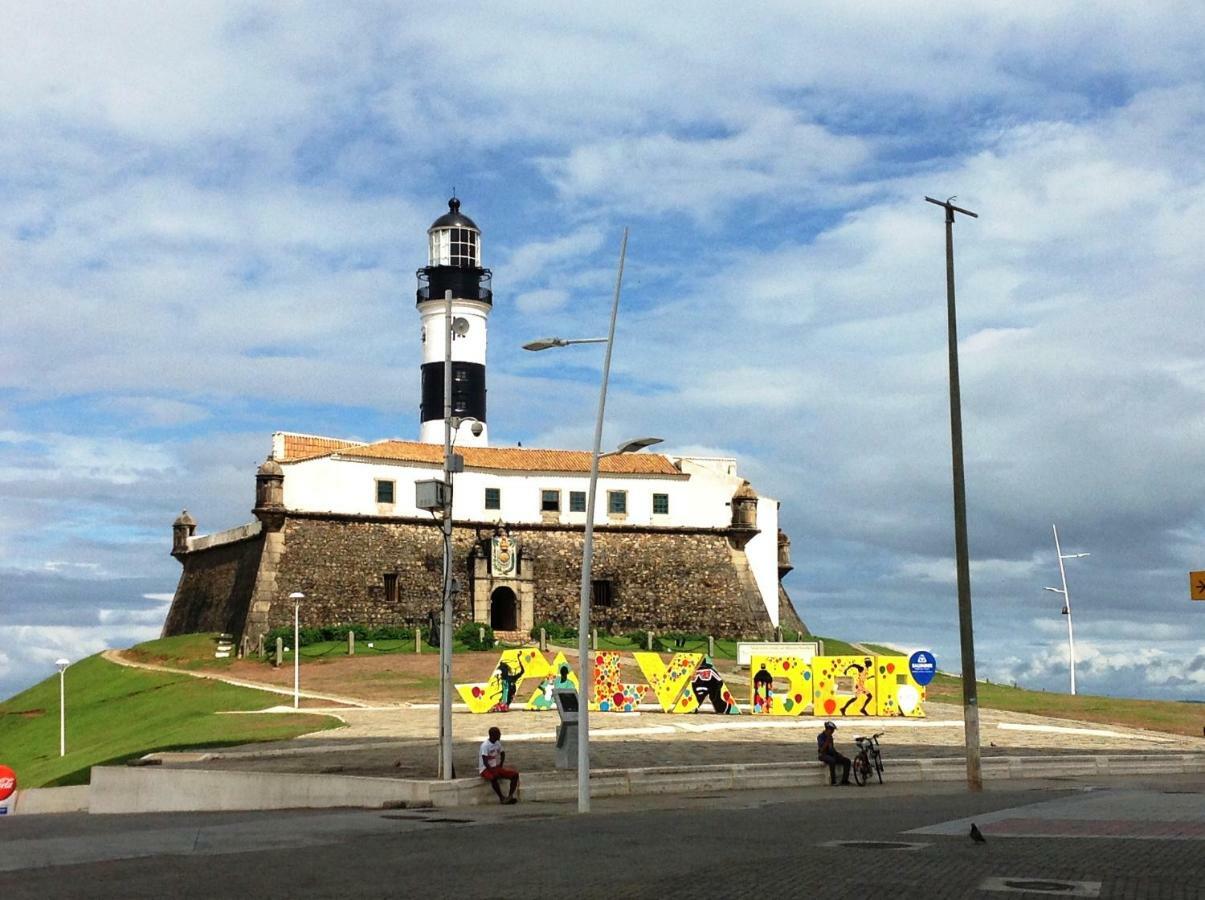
[{"x1": 416, "y1": 198, "x2": 492, "y2": 447}]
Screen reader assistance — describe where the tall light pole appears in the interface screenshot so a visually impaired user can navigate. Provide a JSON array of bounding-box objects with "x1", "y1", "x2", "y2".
[
  {"x1": 1044, "y1": 524, "x2": 1089, "y2": 695},
  {"x1": 437, "y1": 288, "x2": 466, "y2": 781},
  {"x1": 55, "y1": 658, "x2": 69, "y2": 757},
  {"x1": 289, "y1": 592, "x2": 305, "y2": 708},
  {"x1": 522, "y1": 227, "x2": 652, "y2": 814},
  {"x1": 925, "y1": 195, "x2": 982, "y2": 791}
]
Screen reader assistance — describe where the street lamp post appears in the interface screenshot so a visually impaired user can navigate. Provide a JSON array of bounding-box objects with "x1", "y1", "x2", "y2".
[
  {"x1": 1044, "y1": 524, "x2": 1089, "y2": 695},
  {"x1": 925, "y1": 195, "x2": 982, "y2": 791},
  {"x1": 55, "y1": 658, "x2": 69, "y2": 757},
  {"x1": 289, "y1": 592, "x2": 305, "y2": 708},
  {"x1": 525, "y1": 227, "x2": 667, "y2": 814}
]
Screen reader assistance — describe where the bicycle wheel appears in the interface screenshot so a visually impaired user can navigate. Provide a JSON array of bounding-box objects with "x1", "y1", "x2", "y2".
[
  {"x1": 852, "y1": 755, "x2": 869, "y2": 786},
  {"x1": 874, "y1": 754, "x2": 883, "y2": 784}
]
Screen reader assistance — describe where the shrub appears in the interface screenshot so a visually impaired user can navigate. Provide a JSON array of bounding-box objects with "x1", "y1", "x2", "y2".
[
  {"x1": 369, "y1": 625, "x2": 414, "y2": 642},
  {"x1": 652, "y1": 631, "x2": 708, "y2": 652},
  {"x1": 454, "y1": 621, "x2": 495, "y2": 651},
  {"x1": 530, "y1": 620, "x2": 578, "y2": 642},
  {"x1": 262, "y1": 623, "x2": 415, "y2": 649},
  {"x1": 624, "y1": 629, "x2": 652, "y2": 648}
]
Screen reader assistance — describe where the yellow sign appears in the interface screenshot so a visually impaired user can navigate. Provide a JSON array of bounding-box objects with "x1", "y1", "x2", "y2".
[{"x1": 1191, "y1": 571, "x2": 1205, "y2": 601}]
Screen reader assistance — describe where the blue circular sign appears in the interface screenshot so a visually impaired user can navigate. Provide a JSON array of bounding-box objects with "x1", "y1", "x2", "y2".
[{"x1": 908, "y1": 651, "x2": 937, "y2": 687}]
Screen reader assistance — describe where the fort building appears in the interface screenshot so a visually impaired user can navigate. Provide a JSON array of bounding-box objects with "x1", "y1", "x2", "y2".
[{"x1": 163, "y1": 200, "x2": 802, "y2": 643}]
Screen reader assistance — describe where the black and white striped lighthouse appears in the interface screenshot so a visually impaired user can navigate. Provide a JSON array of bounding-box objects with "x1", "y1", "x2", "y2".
[{"x1": 416, "y1": 198, "x2": 492, "y2": 447}]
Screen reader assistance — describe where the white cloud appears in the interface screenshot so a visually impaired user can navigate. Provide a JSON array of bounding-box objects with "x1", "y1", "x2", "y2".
[
  {"x1": 5, "y1": 3, "x2": 1205, "y2": 704},
  {"x1": 1, "y1": 624, "x2": 165, "y2": 701},
  {"x1": 98, "y1": 600, "x2": 172, "y2": 627},
  {"x1": 515, "y1": 289, "x2": 570, "y2": 315},
  {"x1": 542, "y1": 109, "x2": 869, "y2": 219}
]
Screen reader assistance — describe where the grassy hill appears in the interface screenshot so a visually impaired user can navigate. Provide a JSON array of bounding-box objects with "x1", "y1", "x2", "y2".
[
  {"x1": 0, "y1": 653, "x2": 337, "y2": 789},
  {"x1": 924, "y1": 673, "x2": 1203, "y2": 738}
]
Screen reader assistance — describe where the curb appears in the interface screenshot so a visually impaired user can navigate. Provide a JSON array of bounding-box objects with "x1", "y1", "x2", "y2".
[{"x1": 7, "y1": 753, "x2": 1202, "y2": 816}]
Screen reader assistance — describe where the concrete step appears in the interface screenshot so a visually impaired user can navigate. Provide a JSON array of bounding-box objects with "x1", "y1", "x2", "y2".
[{"x1": 7, "y1": 752, "x2": 1201, "y2": 815}]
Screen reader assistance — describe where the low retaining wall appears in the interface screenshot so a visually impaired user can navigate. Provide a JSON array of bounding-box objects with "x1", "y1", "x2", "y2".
[
  {"x1": 88, "y1": 767, "x2": 433, "y2": 815},
  {"x1": 10, "y1": 753, "x2": 1205, "y2": 815},
  {"x1": 4, "y1": 785, "x2": 90, "y2": 815}
]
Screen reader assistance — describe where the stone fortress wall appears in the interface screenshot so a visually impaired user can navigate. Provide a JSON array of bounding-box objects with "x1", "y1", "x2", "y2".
[{"x1": 166, "y1": 510, "x2": 803, "y2": 643}]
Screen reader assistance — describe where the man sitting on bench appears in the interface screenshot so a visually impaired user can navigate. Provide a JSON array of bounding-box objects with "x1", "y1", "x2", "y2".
[
  {"x1": 479, "y1": 726, "x2": 520, "y2": 804},
  {"x1": 816, "y1": 720, "x2": 851, "y2": 785}
]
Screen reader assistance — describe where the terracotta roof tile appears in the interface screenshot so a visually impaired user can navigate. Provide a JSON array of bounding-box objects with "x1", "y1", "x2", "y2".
[
  {"x1": 277, "y1": 433, "x2": 368, "y2": 462},
  {"x1": 291, "y1": 437, "x2": 681, "y2": 475}
]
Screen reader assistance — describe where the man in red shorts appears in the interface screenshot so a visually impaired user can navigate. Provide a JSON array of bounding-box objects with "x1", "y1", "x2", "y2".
[{"x1": 479, "y1": 726, "x2": 519, "y2": 804}]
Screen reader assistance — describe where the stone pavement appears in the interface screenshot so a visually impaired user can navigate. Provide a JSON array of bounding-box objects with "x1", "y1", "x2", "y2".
[
  {"x1": 163, "y1": 700, "x2": 1205, "y2": 780},
  {"x1": 3, "y1": 776, "x2": 1202, "y2": 898}
]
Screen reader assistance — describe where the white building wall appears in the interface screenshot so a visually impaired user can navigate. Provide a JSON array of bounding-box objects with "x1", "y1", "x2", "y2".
[
  {"x1": 674, "y1": 456, "x2": 780, "y2": 626},
  {"x1": 282, "y1": 456, "x2": 717, "y2": 528},
  {"x1": 745, "y1": 497, "x2": 781, "y2": 628}
]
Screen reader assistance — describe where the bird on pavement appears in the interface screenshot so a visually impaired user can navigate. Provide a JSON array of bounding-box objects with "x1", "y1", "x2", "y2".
[{"x1": 970, "y1": 823, "x2": 987, "y2": 843}]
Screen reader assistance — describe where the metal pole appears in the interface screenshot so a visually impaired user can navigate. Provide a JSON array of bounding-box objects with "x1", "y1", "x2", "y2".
[
  {"x1": 578, "y1": 227, "x2": 628, "y2": 813},
  {"x1": 293, "y1": 599, "x2": 300, "y2": 709},
  {"x1": 439, "y1": 289, "x2": 455, "y2": 780},
  {"x1": 59, "y1": 668, "x2": 66, "y2": 757},
  {"x1": 925, "y1": 195, "x2": 981, "y2": 791},
  {"x1": 1053, "y1": 524, "x2": 1076, "y2": 695}
]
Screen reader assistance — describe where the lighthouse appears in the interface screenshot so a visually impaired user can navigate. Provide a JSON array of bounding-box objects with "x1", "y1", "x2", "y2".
[{"x1": 416, "y1": 198, "x2": 491, "y2": 447}]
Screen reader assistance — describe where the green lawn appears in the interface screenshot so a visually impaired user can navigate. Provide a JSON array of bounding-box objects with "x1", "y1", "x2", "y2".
[
  {"x1": 127, "y1": 633, "x2": 479, "y2": 668},
  {"x1": 813, "y1": 636, "x2": 863, "y2": 656},
  {"x1": 0, "y1": 654, "x2": 337, "y2": 788},
  {"x1": 123, "y1": 633, "x2": 242, "y2": 670},
  {"x1": 588, "y1": 635, "x2": 743, "y2": 659},
  {"x1": 926, "y1": 673, "x2": 1205, "y2": 738}
]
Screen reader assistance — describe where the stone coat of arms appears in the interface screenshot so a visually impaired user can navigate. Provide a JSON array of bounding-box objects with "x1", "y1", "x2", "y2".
[{"x1": 490, "y1": 531, "x2": 518, "y2": 576}]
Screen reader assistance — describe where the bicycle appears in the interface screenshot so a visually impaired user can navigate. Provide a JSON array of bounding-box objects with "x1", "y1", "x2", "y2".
[{"x1": 851, "y1": 732, "x2": 884, "y2": 786}]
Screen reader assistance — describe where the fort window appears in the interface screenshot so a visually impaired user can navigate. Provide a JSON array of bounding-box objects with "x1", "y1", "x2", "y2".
[
  {"x1": 607, "y1": 490, "x2": 627, "y2": 515},
  {"x1": 592, "y1": 579, "x2": 615, "y2": 608},
  {"x1": 652, "y1": 493, "x2": 669, "y2": 515},
  {"x1": 569, "y1": 490, "x2": 586, "y2": 512},
  {"x1": 541, "y1": 489, "x2": 560, "y2": 512},
  {"x1": 384, "y1": 573, "x2": 399, "y2": 605},
  {"x1": 484, "y1": 487, "x2": 501, "y2": 510},
  {"x1": 376, "y1": 479, "x2": 395, "y2": 504}
]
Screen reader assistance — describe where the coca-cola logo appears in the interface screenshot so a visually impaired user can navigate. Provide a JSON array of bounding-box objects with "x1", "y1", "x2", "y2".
[{"x1": 0, "y1": 765, "x2": 16, "y2": 802}]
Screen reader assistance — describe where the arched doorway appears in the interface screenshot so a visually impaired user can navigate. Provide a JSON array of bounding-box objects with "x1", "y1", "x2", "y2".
[{"x1": 490, "y1": 586, "x2": 518, "y2": 631}]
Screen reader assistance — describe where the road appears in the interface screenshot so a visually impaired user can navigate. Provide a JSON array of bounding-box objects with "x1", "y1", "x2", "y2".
[{"x1": 2, "y1": 775, "x2": 1201, "y2": 898}]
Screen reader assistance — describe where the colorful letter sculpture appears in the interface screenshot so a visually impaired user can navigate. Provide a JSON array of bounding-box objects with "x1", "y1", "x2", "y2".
[
  {"x1": 813, "y1": 655, "x2": 866, "y2": 718},
  {"x1": 812, "y1": 655, "x2": 875, "y2": 718},
  {"x1": 525, "y1": 652, "x2": 579, "y2": 710},
  {"x1": 455, "y1": 647, "x2": 925, "y2": 717},
  {"x1": 455, "y1": 647, "x2": 551, "y2": 713},
  {"x1": 748, "y1": 655, "x2": 813, "y2": 715},
  {"x1": 811, "y1": 655, "x2": 925, "y2": 718},
  {"x1": 589, "y1": 650, "x2": 647, "y2": 712},
  {"x1": 635, "y1": 652, "x2": 703, "y2": 712},
  {"x1": 872, "y1": 656, "x2": 926, "y2": 717},
  {"x1": 688, "y1": 657, "x2": 740, "y2": 714}
]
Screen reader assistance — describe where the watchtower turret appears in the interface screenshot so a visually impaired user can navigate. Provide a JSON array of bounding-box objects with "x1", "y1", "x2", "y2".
[{"x1": 171, "y1": 509, "x2": 196, "y2": 556}]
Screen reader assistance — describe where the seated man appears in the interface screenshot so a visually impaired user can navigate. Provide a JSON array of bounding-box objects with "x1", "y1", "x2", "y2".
[
  {"x1": 816, "y1": 720, "x2": 851, "y2": 785},
  {"x1": 479, "y1": 726, "x2": 520, "y2": 804}
]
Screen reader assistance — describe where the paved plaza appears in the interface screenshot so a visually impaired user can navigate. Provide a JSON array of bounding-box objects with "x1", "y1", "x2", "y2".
[
  {"x1": 3, "y1": 776, "x2": 1202, "y2": 897},
  {"x1": 173, "y1": 699, "x2": 1202, "y2": 780}
]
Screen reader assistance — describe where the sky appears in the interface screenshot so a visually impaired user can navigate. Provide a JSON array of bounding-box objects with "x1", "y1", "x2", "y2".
[{"x1": 2, "y1": 1, "x2": 1203, "y2": 703}]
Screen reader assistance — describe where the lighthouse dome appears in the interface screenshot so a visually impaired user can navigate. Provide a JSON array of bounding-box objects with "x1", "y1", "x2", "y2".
[{"x1": 429, "y1": 197, "x2": 479, "y2": 232}]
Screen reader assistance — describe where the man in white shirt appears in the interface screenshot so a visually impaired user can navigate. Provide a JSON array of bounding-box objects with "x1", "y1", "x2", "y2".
[{"x1": 479, "y1": 726, "x2": 520, "y2": 804}]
